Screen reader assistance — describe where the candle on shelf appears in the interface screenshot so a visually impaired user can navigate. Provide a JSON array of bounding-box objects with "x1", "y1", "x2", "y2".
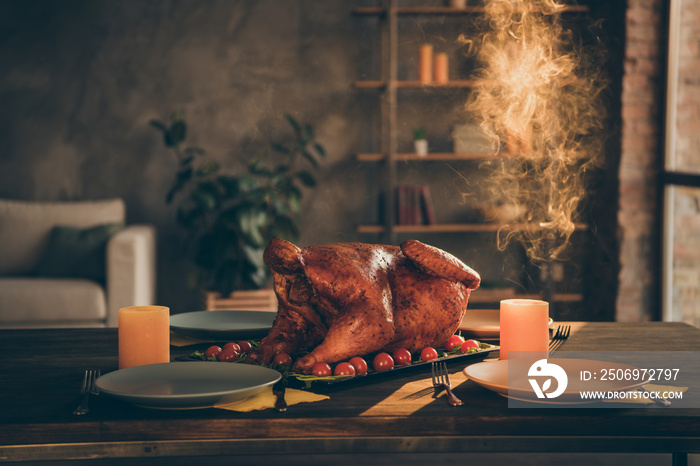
[
  {"x1": 434, "y1": 53, "x2": 449, "y2": 84},
  {"x1": 418, "y1": 44, "x2": 433, "y2": 84},
  {"x1": 499, "y1": 299, "x2": 549, "y2": 360},
  {"x1": 118, "y1": 305, "x2": 170, "y2": 369}
]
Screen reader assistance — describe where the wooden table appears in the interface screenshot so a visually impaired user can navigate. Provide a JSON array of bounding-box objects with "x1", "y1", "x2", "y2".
[{"x1": 1, "y1": 322, "x2": 699, "y2": 464}]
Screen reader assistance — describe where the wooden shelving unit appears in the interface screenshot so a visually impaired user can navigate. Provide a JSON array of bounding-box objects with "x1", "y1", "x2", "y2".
[
  {"x1": 353, "y1": 1, "x2": 590, "y2": 307},
  {"x1": 353, "y1": 80, "x2": 477, "y2": 89},
  {"x1": 357, "y1": 223, "x2": 588, "y2": 234},
  {"x1": 353, "y1": 5, "x2": 589, "y2": 15},
  {"x1": 356, "y1": 152, "x2": 497, "y2": 162},
  {"x1": 469, "y1": 288, "x2": 583, "y2": 304}
]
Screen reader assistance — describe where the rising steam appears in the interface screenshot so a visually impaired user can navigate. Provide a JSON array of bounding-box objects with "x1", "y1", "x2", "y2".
[{"x1": 465, "y1": 0, "x2": 607, "y2": 260}]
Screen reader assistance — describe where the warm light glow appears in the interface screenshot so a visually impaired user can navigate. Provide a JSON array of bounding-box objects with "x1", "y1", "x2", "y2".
[{"x1": 465, "y1": 0, "x2": 607, "y2": 260}]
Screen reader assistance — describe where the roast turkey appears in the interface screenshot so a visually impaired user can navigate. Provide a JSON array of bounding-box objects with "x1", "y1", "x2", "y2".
[{"x1": 246, "y1": 238, "x2": 480, "y2": 373}]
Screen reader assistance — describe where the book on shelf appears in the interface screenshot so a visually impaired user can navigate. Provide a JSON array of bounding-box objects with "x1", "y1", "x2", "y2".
[{"x1": 396, "y1": 185, "x2": 436, "y2": 226}]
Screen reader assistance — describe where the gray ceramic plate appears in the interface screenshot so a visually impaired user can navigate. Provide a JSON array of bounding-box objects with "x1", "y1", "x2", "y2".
[
  {"x1": 96, "y1": 362, "x2": 281, "y2": 409},
  {"x1": 170, "y1": 310, "x2": 277, "y2": 340}
]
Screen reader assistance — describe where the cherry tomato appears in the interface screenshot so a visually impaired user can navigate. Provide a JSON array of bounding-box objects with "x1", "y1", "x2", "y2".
[
  {"x1": 219, "y1": 347, "x2": 239, "y2": 362},
  {"x1": 348, "y1": 357, "x2": 368, "y2": 375},
  {"x1": 392, "y1": 348, "x2": 412, "y2": 366},
  {"x1": 204, "y1": 345, "x2": 222, "y2": 359},
  {"x1": 272, "y1": 352, "x2": 293, "y2": 367},
  {"x1": 222, "y1": 342, "x2": 241, "y2": 354},
  {"x1": 460, "y1": 339, "x2": 480, "y2": 353},
  {"x1": 420, "y1": 347, "x2": 438, "y2": 362},
  {"x1": 237, "y1": 341, "x2": 253, "y2": 354},
  {"x1": 373, "y1": 352, "x2": 394, "y2": 372},
  {"x1": 444, "y1": 334, "x2": 465, "y2": 351},
  {"x1": 311, "y1": 362, "x2": 333, "y2": 377},
  {"x1": 334, "y1": 362, "x2": 356, "y2": 377}
]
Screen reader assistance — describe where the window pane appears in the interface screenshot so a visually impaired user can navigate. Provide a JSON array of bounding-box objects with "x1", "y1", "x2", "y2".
[
  {"x1": 666, "y1": 185, "x2": 700, "y2": 326},
  {"x1": 669, "y1": 0, "x2": 700, "y2": 173}
]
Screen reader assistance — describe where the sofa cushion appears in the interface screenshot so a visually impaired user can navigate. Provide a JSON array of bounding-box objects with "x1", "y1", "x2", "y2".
[
  {"x1": 0, "y1": 199, "x2": 125, "y2": 276},
  {"x1": 37, "y1": 223, "x2": 124, "y2": 284},
  {"x1": 0, "y1": 278, "x2": 107, "y2": 325}
]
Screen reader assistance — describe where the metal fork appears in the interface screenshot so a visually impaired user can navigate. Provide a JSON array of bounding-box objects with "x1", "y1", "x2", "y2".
[
  {"x1": 432, "y1": 362, "x2": 463, "y2": 406},
  {"x1": 548, "y1": 325, "x2": 571, "y2": 353},
  {"x1": 73, "y1": 368, "x2": 100, "y2": 415}
]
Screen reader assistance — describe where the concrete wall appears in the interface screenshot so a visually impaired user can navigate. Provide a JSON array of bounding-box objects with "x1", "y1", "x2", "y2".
[
  {"x1": 0, "y1": 0, "x2": 378, "y2": 312},
  {"x1": 0, "y1": 0, "x2": 625, "y2": 318},
  {"x1": 617, "y1": 0, "x2": 665, "y2": 321}
]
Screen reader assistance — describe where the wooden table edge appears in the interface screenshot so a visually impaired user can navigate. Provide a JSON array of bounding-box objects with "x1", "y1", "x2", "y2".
[{"x1": 2, "y1": 436, "x2": 700, "y2": 462}]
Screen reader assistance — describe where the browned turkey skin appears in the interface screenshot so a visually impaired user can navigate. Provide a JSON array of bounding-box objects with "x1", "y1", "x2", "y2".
[{"x1": 246, "y1": 238, "x2": 480, "y2": 373}]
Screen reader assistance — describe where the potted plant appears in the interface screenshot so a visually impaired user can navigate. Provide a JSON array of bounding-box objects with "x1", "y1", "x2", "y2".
[
  {"x1": 150, "y1": 111, "x2": 325, "y2": 308},
  {"x1": 413, "y1": 127, "x2": 428, "y2": 156}
]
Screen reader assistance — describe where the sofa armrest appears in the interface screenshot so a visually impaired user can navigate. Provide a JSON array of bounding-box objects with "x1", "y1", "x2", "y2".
[{"x1": 106, "y1": 225, "x2": 156, "y2": 327}]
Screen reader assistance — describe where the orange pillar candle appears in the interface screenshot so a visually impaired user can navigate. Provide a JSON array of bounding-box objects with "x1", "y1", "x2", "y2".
[
  {"x1": 434, "y1": 53, "x2": 449, "y2": 84},
  {"x1": 118, "y1": 305, "x2": 170, "y2": 369},
  {"x1": 419, "y1": 44, "x2": 433, "y2": 84},
  {"x1": 499, "y1": 299, "x2": 549, "y2": 359}
]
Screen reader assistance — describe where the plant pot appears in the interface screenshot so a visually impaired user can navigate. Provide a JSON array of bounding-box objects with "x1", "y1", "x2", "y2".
[
  {"x1": 414, "y1": 139, "x2": 429, "y2": 156},
  {"x1": 205, "y1": 289, "x2": 278, "y2": 313}
]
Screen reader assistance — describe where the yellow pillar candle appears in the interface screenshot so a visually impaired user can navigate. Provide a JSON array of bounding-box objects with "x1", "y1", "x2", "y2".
[
  {"x1": 419, "y1": 44, "x2": 433, "y2": 84},
  {"x1": 118, "y1": 305, "x2": 170, "y2": 369},
  {"x1": 499, "y1": 299, "x2": 549, "y2": 359},
  {"x1": 434, "y1": 53, "x2": 449, "y2": 84}
]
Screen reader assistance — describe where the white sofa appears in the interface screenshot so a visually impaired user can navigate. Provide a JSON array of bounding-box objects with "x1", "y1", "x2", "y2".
[{"x1": 0, "y1": 198, "x2": 156, "y2": 328}]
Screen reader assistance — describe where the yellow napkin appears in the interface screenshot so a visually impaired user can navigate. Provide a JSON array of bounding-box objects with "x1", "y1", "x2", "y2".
[
  {"x1": 603, "y1": 383, "x2": 689, "y2": 405},
  {"x1": 214, "y1": 386, "x2": 329, "y2": 412},
  {"x1": 170, "y1": 332, "x2": 218, "y2": 347}
]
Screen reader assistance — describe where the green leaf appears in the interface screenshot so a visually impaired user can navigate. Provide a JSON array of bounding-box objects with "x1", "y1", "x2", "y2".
[
  {"x1": 149, "y1": 119, "x2": 167, "y2": 132},
  {"x1": 190, "y1": 186, "x2": 217, "y2": 212},
  {"x1": 242, "y1": 244, "x2": 265, "y2": 269},
  {"x1": 166, "y1": 168, "x2": 193, "y2": 203},
  {"x1": 236, "y1": 205, "x2": 267, "y2": 247},
  {"x1": 301, "y1": 149, "x2": 320, "y2": 168},
  {"x1": 271, "y1": 142, "x2": 290, "y2": 154},
  {"x1": 285, "y1": 114, "x2": 301, "y2": 138},
  {"x1": 196, "y1": 160, "x2": 220, "y2": 177},
  {"x1": 176, "y1": 203, "x2": 198, "y2": 229},
  {"x1": 302, "y1": 123, "x2": 313, "y2": 142},
  {"x1": 165, "y1": 120, "x2": 187, "y2": 147},
  {"x1": 313, "y1": 142, "x2": 326, "y2": 158},
  {"x1": 286, "y1": 187, "x2": 302, "y2": 213},
  {"x1": 249, "y1": 161, "x2": 273, "y2": 177},
  {"x1": 246, "y1": 264, "x2": 268, "y2": 288},
  {"x1": 295, "y1": 171, "x2": 316, "y2": 187},
  {"x1": 166, "y1": 184, "x2": 180, "y2": 204},
  {"x1": 237, "y1": 175, "x2": 259, "y2": 193},
  {"x1": 270, "y1": 215, "x2": 299, "y2": 242},
  {"x1": 184, "y1": 146, "x2": 205, "y2": 157}
]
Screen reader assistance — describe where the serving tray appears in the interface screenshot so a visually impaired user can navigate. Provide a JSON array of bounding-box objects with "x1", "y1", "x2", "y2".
[{"x1": 187, "y1": 341, "x2": 499, "y2": 389}]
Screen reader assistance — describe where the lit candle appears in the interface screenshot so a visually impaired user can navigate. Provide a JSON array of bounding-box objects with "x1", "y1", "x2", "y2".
[
  {"x1": 419, "y1": 44, "x2": 433, "y2": 84},
  {"x1": 499, "y1": 299, "x2": 549, "y2": 359},
  {"x1": 118, "y1": 305, "x2": 170, "y2": 369},
  {"x1": 434, "y1": 53, "x2": 449, "y2": 84}
]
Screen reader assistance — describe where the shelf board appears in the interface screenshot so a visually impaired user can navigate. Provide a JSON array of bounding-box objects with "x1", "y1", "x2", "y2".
[
  {"x1": 469, "y1": 290, "x2": 583, "y2": 303},
  {"x1": 353, "y1": 5, "x2": 589, "y2": 15},
  {"x1": 353, "y1": 80, "x2": 476, "y2": 89},
  {"x1": 357, "y1": 223, "x2": 588, "y2": 234},
  {"x1": 357, "y1": 152, "x2": 498, "y2": 162}
]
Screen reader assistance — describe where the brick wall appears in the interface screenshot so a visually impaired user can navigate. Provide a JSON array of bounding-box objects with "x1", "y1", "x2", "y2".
[
  {"x1": 616, "y1": 0, "x2": 665, "y2": 321},
  {"x1": 668, "y1": 0, "x2": 700, "y2": 326}
]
